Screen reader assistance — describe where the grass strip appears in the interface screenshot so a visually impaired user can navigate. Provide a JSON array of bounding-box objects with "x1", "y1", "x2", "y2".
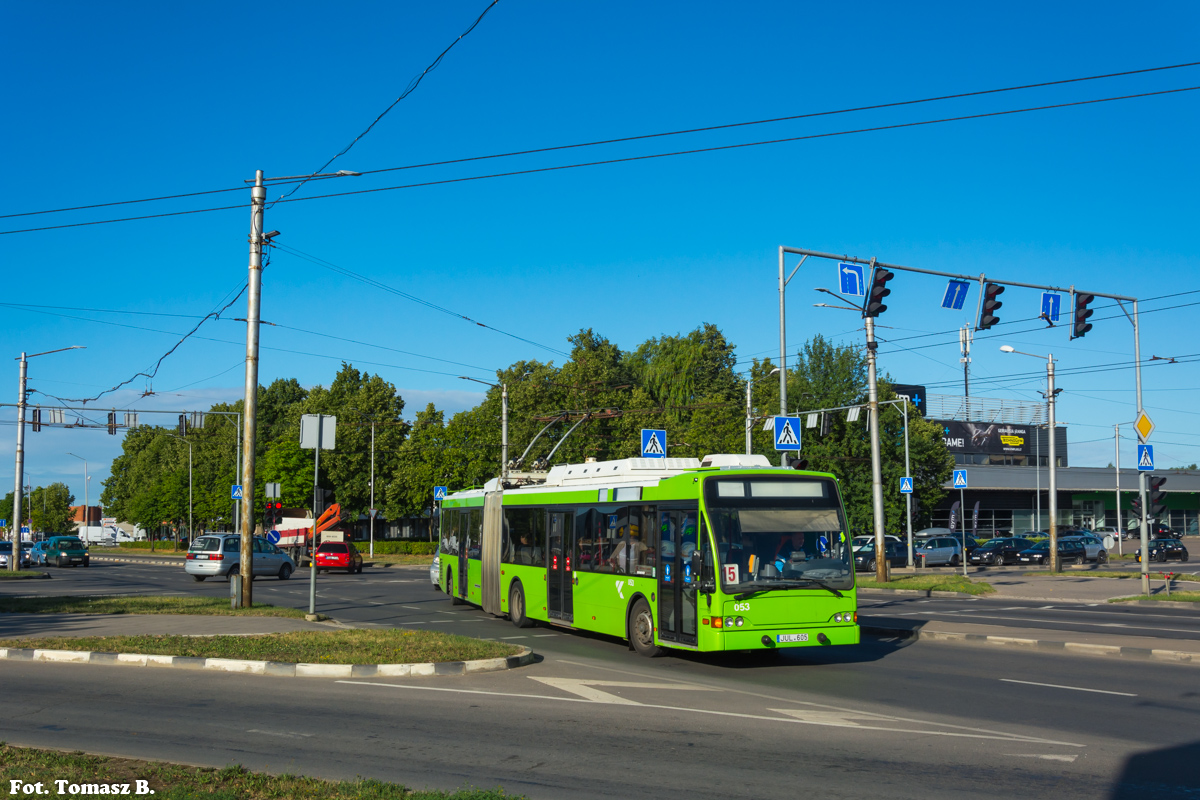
[
  {"x1": 0, "y1": 595, "x2": 307, "y2": 617},
  {"x1": 857, "y1": 574, "x2": 994, "y2": 595},
  {"x1": 1032, "y1": 571, "x2": 1200, "y2": 581},
  {"x1": 1110, "y1": 591, "x2": 1200, "y2": 604},
  {"x1": 0, "y1": 628, "x2": 519, "y2": 664},
  {"x1": 0, "y1": 742, "x2": 521, "y2": 799},
  {"x1": 0, "y1": 570, "x2": 48, "y2": 580}
]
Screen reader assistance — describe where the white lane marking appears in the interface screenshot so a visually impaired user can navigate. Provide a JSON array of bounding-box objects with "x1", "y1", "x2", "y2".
[
  {"x1": 336, "y1": 681, "x2": 1084, "y2": 746},
  {"x1": 529, "y1": 677, "x2": 716, "y2": 705},
  {"x1": 1000, "y1": 679, "x2": 1136, "y2": 697},
  {"x1": 247, "y1": 729, "x2": 313, "y2": 738},
  {"x1": 1006, "y1": 753, "x2": 1079, "y2": 762},
  {"x1": 532, "y1": 634, "x2": 558, "y2": 637},
  {"x1": 500, "y1": 636, "x2": 528, "y2": 640},
  {"x1": 904, "y1": 610, "x2": 1200, "y2": 635},
  {"x1": 402, "y1": 605, "x2": 422, "y2": 610}
]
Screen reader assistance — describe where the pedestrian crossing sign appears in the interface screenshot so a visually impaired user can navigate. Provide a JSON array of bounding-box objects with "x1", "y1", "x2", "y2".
[
  {"x1": 953, "y1": 469, "x2": 968, "y2": 489},
  {"x1": 1137, "y1": 444, "x2": 1154, "y2": 472},
  {"x1": 641, "y1": 429, "x2": 667, "y2": 458},
  {"x1": 773, "y1": 416, "x2": 802, "y2": 451},
  {"x1": 433, "y1": 486, "x2": 448, "y2": 501},
  {"x1": 900, "y1": 477, "x2": 913, "y2": 494}
]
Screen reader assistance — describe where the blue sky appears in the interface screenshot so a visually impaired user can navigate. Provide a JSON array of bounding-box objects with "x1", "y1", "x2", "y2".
[{"x1": 2, "y1": 1, "x2": 1198, "y2": 506}]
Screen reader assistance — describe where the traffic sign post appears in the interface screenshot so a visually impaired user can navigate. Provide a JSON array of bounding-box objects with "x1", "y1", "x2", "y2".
[
  {"x1": 838, "y1": 262, "x2": 865, "y2": 297},
  {"x1": 952, "y1": 470, "x2": 968, "y2": 489},
  {"x1": 772, "y1": 416, "x2": 802, "y2": 451},
  {"x1": 1137, "y1": 444, "x2": 1154, "y2": 471},
  {"x1": 433, "y1": 486, "x2": 448, "y2": 501},
  {"x1": 1040, "y1": 292, "x2": 1061, "y2": 323},
  {"x1": 641, "y1": 429, "x2": 667, "y2": 459},
  {"x1": 952, "y1": 470, "x2": 968, "y2": 577},
  {"x1": 230, "y1": 485, "x2": 243, "y2": 500},
  {"x1": 942, "y1": 280, "x2": 969, "y2": 310},
  {"x1": 299, "y1": 413, "x2": 337, "y2": 619},
  {"x1": 899, "y1": 477, "x2": 913, "y2": 494}
]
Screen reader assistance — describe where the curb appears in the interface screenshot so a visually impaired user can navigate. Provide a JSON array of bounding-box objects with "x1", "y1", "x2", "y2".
[
  {"x1": 0, "y1": 645, "x2": 535, "y2": 677},
  {"x1": 1113, "y1": 599, "x2": 1200, "y2": 610},
  {"x1": 0, "y1": 573, "x2": 51, "y2": 580},
  {"x1": 861, "y1": 625, "x2": 1198, "y2": 666},
  {"x1": 858, "y1": 587, "x2": 979, "y2": 598}
]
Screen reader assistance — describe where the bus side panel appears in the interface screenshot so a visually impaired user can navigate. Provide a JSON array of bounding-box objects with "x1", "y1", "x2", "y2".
[
  {"x1": 572, "y1": 571, "x2": 625, "y2": 638},
  {"x1": 467, "y1": 557, "x2": 482, "y2": 605},
  {"x1": 502, "y1": 565, "x2": 548, "y2": 621}
]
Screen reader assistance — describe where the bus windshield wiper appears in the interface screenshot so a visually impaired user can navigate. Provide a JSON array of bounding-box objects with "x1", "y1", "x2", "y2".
[
  {"x1": 733, "y1": 579, "x2": 842, "y2": 599},
  {"x1": 789, "y1": 577, "x2": 843, "y2": 597}
]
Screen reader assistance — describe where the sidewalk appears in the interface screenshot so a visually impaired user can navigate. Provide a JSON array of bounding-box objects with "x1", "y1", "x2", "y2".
[
  {"x1": 0, "y1": 613, "x2": 338, "y2": 640},
  {"x1": 873, "y1": 569, "x2": 1189, "y2": 604}
]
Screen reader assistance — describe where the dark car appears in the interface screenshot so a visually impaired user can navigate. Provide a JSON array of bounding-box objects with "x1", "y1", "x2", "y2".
[
  {"x1": 1136, "y1": 539, "x2": 1189, "y2": 563},
  {"x1": 1017, "y1": 539, "x2": 1087, "y2": 565},
  {"x1": 854, "y1": 541, "x2": 908, "y2": 572},
  {"x1": 969, "y1": 537, "x2": 1027, "y2": 566},
  {"x1": 1149, "y1": 524, "x2": 1182, "y2": 540},
  {"x1": 313, "y1": 540, "x2": 364, "y2": 574},
  {"x1": 44, "y1": 536, "x2": 89, "y2": 567}
]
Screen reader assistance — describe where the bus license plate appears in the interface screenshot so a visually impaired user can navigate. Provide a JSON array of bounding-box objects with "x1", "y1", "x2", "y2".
[{"x1": 777, "y1": 634, "x2": 809, "y2": 643}]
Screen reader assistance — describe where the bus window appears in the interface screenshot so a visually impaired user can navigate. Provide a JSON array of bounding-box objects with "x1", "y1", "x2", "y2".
[
  {"x1": 466, "y1": 509, "x2": 482, "y2": 559},
  {"x1": 504, "y1": 508, "x2": 545, "y2": 567}
]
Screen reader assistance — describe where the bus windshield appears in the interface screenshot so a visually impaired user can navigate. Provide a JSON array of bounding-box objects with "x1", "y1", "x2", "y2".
[{"x1": 705, "y1": 476, "x2": 853, "y2": 592}]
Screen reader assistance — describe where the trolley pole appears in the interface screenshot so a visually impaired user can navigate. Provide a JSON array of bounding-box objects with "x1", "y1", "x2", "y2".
[
  {"x1": 745, "y1": 379, "x2": 753, "y2": 456},
  {"x1": 865, "y1": 315, "x2": 888, "y2": 584},
  {"x1": 1047, "y1": 355, "x2": 1059, "y2": 573},
  {"x1": 239, "y1": 169, "x2": 266, "y2": 609}
]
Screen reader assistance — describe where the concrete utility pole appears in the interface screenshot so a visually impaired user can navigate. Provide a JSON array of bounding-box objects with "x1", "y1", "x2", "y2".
[
  {"x1": 865, "y1": 315, "x2": 888, "y2": 584},
  {"x1": 1114, "y1": 424, "x2": 1122, "y2": 556},
  {"x1": 369, "y1": 418, "x2": 375, "y2": 559},
  {"x1": 11, "y1": 353, "x2": 28, "y2": 572},
  {"x1": 239, "y1": 170, "x2": 266, "y2": 608},
  {"x1": 1133, "y1": 300, "x2": 1150, "y2": 596},
  {"x1": 1047, "y1": 354, "x2": 1059, "y2": 572},
  {"x1": 777, "y1": 251, "x2": 808, "y2": 466}
]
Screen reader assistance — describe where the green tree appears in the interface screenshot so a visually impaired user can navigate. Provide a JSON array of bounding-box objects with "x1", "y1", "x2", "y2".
[{"x1": 29, "y1": 483, "x2": 75, "y2": 534}]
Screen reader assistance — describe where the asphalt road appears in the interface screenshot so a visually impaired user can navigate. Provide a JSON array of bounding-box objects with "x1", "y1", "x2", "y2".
[{"x1": 2, "y1": 562, "x2": 1199, "y2": 798}]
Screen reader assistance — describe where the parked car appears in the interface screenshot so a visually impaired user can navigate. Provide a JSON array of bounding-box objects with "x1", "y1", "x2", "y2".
[
  {"x1": 914, "y1": 536, "x2": 964, "y2": 566},
  {"x1": 1015, "y1": 531, "x2": 1048, "y2": 542},
  {"x1": 1150, "y1": 524, "x2": 1182, "y2": 540},
  {"x1": 1017, "y1": 539, "x2": 1087, "y2": 565},
  {"x1": 43, "y1": 536, "x2": 89, "y2": 567},
  {"x1": 968, "y1": 537, "x2": 1027, "y2": 566},
  {"x1": 1136, "y1": 539, "x2": 1189, "y2": 563},
  {"x1": 0, "y1": 542, "x2": 32, "y2": 569},
  {"x1": 185, "y1": 534, "x2": 296, "y2": 581},
  {"x1": 430, "y1": 553, "x2": 440, "y2": 587},
  {"x1": 854, "y1": 540, "x2": 908, "y2": 571},
  {"x1": 914, "y1": 527, "x2": 953, "y2": 539},
  {"x1": 851, "y1": 535, "x2": 902, "y2": 552},
  {"x1": 313, "y1": 540, "x2": 363, "y2": 574},
  {"x1": 1059, "y1": 534, "x2": 1109, "y2": 563}
]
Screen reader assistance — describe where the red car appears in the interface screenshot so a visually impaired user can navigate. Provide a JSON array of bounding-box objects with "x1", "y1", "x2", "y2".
[{"x1": 313, "y1": 541, "x2": 364, "y2": 574}]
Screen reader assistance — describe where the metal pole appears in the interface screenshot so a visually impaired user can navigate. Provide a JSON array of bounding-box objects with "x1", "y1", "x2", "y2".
[
  {"x1": 1133, "y1": 300, "x2": 1150, "y2": 596},
  {"x1": 865, "y1": 314, "x2": 888, "y2": 583},
  {"x1": 1035, "y1": 423, "x2": 1041, "y2": 530},
  {"x1": 369, "y1": 419, "x2": 375, "y2": 560},
  {"x1": 902, "y1": 400, "x2": 913, "y2": 568},
  {"x1": 239, "y1": 170, "x2": 265, "y2": 608},
  {"x1": 1047, "y1": 355, "x2": 1059, "y2": 573},
  {"x1": 778, "y1": 247, "x2": 788, "y2": 465},
  {"x1": 234, "y1": 412, "x2": 241, "y2": 534},
  {"x1": 83, "y1": 463, "x2": 88, "y2": 544},
  {"x1": 745, "y1": 378, "x2": 753, "y2": 455},
  {"x1": 310, "y1": 414, "x2": 321, "y2": 616},
  {"x1": 1114, "y1": 424, "x2": 1123, "y2": 556},
  {"x1": 11, "y1": 353, "x2": 27, "y2": 571},
  {"x1": 187, "y1": 442, "x2": 193, "y2": 546},
  {"x1": 960, "y1": 486, "x2": 967, "y2": 577},
  {"x1": 501, "y1": 383, "x2": 509, "y2": 483}
]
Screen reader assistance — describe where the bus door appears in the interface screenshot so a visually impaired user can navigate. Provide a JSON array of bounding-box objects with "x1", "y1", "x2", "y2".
[
  {"x1": 547, "y1": 510, "x2": 574, "y2": 623},
  {"x1": 457, "y1": 513, "x2": 469, "y2": 599},
  {"x1": 657, "y1": 508, "x2": 698, "y2": 646}
]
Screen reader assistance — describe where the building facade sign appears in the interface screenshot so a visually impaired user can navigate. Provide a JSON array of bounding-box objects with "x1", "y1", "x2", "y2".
[{"x1": 936, "y1": 420, "x2": 1031, "y2": 455}]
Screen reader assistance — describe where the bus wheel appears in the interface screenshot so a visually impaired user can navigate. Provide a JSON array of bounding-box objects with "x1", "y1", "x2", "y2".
[
  {"x1": 509, "y1": 582, "x2": 534, "y2": 628},
  {"x1": 629, "y1": 598, "x2": 660, "y2": 658},
  {"x1": 449, "y1": 569, "x2": 464, "y2": 605}
]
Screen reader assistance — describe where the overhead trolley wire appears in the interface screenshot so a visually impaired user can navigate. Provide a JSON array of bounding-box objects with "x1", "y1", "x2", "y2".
[{"x1": 8, "y1": 59, "x2": 1196, "y2": 222}]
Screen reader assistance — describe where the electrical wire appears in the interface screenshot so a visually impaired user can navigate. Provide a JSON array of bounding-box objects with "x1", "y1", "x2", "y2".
[
  {"x1": 271, "y1": 0, "x2": 501, "y2": 205},
  {"x1": 5, "y1": 84, "x2": 1198, "y2": 237},
  {"x1": 8, "y1": 59, "x2": 1196, "y2": 222}
]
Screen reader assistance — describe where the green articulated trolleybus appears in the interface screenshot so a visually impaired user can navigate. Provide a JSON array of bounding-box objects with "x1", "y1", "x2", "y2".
[{"x1": 437, "y1": 453, "x2": 860, "y2": 657}]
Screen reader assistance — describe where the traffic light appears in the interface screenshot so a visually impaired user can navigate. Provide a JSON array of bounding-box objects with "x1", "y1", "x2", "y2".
[
  {"x1": 820, "y1": 413, "x2": 832, "y2": 436},
  {"x1": 31, "y1": 408, "x2": 40, "y2": 433},
  {"x1": 977, "y1": 283, "x2": 1004, "y2": 330},
  {"x1": 784, "y1": 453, "x2": 809, "y2": 470},
  {"x1": 864, "y1": 268, "x2": 894, "y2": 317},
  {"x1": 107, "y1": 412, "x2": 117, "y2": 435},
  {"x1": 1072, "y1": 293, "x2": 1095, "y2": 339},
  {"x1": 1149, "y1": 476, "x2": 1168, "y2": 519},
  {"x1": 178, "y1": 414, "x2": 187, "y2": 437},
  {"x1": 1130, "y1": 493, "x2": 1142, "y2": 520},
  {"x1": 273, "y1": 502, "x2": 283, "y2": 527}
]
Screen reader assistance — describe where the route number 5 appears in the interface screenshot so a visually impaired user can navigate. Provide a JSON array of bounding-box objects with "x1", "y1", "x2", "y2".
[{"x1": 723, "y1": 564, "x2": 739, "y2": 584}]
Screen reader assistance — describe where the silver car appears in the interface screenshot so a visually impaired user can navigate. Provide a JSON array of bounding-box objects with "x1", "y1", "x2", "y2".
[
  {"x1": 1060, "y1": 534, "x2": 1108, "y2": 563},
  {"x1": 915, "y1": 536, "x2": 963, "y2": 566},
  {"x1": 185, "y1": 534, "x2": 296, "y2": 582},
  {"x1": 430, "y1": 554, "x2": 440, "y2": 588}
]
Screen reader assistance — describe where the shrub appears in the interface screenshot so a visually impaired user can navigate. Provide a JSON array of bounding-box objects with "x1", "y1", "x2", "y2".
[{"x1": 360, "y1": 541, "x2": 437, "y2": 555}]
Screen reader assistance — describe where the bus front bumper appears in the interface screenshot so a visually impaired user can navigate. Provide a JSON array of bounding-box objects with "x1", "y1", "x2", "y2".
[{"x1": 720, "y1": 624, "x2": 860, "y2": 650}]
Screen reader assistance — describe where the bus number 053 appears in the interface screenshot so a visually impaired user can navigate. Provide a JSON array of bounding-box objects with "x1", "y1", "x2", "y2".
[{"x1": 732, "y1": 602, "x2": 751, "y2": 612}]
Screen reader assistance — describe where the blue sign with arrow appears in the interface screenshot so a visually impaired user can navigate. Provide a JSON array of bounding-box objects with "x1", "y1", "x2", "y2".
[
  {"x1": 1040, "y1": 292, "x2": 1061, "y2": 322},
  {"x1": 942, "y1": 281, "x2": 970, "y2": 310},
  {"x1": 839, "y1": 263, "x2": 865, "y2": 297}
]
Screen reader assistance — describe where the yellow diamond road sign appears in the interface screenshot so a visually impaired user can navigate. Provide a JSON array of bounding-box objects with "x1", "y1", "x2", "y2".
[{"x1": 1135, "y1": 411, "x2": 1154, "y2": 441}]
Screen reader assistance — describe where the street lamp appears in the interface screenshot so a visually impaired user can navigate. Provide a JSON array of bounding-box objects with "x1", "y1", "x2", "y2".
[
  {"x1": 459, "y1": 372, "x2": 531, "y2": 484},
  {"x1": 745, "y1": 368, "x2": 780, "y2": 455},
  {"x1": 9, "y1": 345, "x2": 85, "y2": 571},
  {"x1": 66, "y1": 454, "x2": 88, "y2": 541},
  {"x1": 1000, "y1": 345, "x2": 1061, "y2": 572}
]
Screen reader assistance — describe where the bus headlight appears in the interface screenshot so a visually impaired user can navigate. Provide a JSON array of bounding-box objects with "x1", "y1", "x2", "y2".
[
  {"x1": 735, "y1": 617, "x2": 744, "y2": 627},
  {"x1": 725, "y1": 617, "x2": 735, "y2": 628}
]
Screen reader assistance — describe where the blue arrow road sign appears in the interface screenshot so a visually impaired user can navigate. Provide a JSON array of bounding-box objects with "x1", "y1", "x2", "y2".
[
  {"x1": 953, "y1": 469, "x2": 968, "y2": 489},
  {"x1": 641, "y1": 429, "x2": 667, "y2": 458},
  {"x1": 1137, "y1": 444, "x2": 1154, "y2": 471},
  {"x1": 942, "y1": 280, "x2": 970, "y2": 310},
  {"x1": 433, "y1": 486, "x2": 448, "y2": 501},
  {"x1": 0, "y1": 519, "x2": 6, "y2": 527},
  {"x1": 1041, "y1": 292, "x2": 1061, "y2": 322},
  {"x1": 230, "y1": 484, "x2": 243, "y2": 500},
  {"x1": 839, "y1": 263, "x2": 865, "y2": 297},
  {"x1": 266, "y1": 530, "x2": 280, "y2": 544},
  {"x1": 900, "y1": 477, "x2": 914, "y2": 494},
  {"x1": 773, "y1": 416, "x2": 803, "y2": 451}
]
